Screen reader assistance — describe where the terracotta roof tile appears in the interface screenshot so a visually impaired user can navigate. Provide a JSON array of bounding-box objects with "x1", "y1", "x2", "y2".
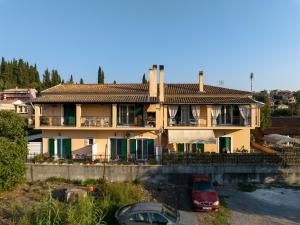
[{"x1": 33, "y1": 94, "x2": 158, "y2": 103}]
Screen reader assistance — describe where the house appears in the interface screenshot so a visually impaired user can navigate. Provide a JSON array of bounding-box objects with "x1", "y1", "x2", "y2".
[
  {"x1": 32, "y1": 65, "x2": 261, "y2": 160},
  {"x1": 0, "y1": 99, "x2": 28, "y2": 114},
  {"x1": 0, "y1": 87, "x2": 37, "y2": 115}
]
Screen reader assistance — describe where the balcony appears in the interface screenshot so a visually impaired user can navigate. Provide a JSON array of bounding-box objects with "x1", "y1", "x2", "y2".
[
  {"x1": 81, "y1": 116, "x2": 111, "y2": 127},
  {"x1": 214, "y1": 116, "x2": 251, "y2": 127},
  {"x1": 40, "y1": 116, "x2": 76, "y2": 127}
]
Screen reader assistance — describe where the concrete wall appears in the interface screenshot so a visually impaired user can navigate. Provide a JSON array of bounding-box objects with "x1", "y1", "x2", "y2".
[{"x1": 26, "y1": 164, "x2": 300, "y2": 185}]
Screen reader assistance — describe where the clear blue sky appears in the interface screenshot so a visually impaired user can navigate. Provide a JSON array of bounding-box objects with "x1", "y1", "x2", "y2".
[{"x1": 0, "y1": 0, "x2": 300, "y2": 91}]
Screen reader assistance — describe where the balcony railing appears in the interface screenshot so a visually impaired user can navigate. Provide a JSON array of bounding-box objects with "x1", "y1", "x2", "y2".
[
  {"x1": 81, "y1": 116, "x2": 111, "y2": 127},
  {"x1": 215, "y1": 116, "x2": 251, "y2": 127},
  {"x1": 168, "y1": 118, "x2": 199, "y2": 127},
  {"x1": 40, "y1": 116, "x2": 76, "y2": 126}
]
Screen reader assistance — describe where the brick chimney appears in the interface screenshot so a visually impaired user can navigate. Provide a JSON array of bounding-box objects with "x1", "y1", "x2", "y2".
[
  {"x1": 149, "y1": 65, "x2": 158, "y2": 97},
  {"x1": 159, "y1": 65, "x2": 164, "y2": 102},
  {"x1": 199, "y1": 71, "x2": 204, "y2": 92}
]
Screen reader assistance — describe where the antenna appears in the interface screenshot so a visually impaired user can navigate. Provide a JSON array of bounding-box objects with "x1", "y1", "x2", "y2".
[{"x1": 250, "y1": 72, "x2": 254, "y2": 92}]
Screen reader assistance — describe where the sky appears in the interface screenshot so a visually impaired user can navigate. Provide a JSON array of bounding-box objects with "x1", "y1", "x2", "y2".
[{"x1": 0, "y1": 0, "x2": 300, "y2": 91}]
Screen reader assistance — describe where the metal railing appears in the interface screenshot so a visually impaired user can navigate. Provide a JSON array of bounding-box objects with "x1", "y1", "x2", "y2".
[
  {"x1": 81, "y1": 116, "x2": 111, "y2": 127},
  {"x1": 40, "y1": 116, "x2": 76, "y2": 126},
  {"x1": 215, "y1": 116, "x2": 251, "y2": 127}
]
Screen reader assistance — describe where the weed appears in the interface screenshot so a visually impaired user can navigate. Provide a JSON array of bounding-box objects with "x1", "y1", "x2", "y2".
[{"x1": 212, "y1": 199, "x2": 231, "y2": 225}]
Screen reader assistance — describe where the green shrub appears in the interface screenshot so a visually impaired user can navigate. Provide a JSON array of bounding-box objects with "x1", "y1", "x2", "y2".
[
  {"x1": 32, "y1": 154, "x2": 45, "y2": 163},
  {"x1": 0, "y1": 111, "x2": 27, "y2": 192},
  {"x1": 83, "y1": 178, "x2": 98, "y2": 186},
  {"x1": 238, "y1": 182, "x2": 257, "y2": 192},
  {"x1": 132, "y1": 177, "x2": 142, "y2": 185},
  {"x1": 147, "y1": 159, "x2": 157, "y2": 165}
]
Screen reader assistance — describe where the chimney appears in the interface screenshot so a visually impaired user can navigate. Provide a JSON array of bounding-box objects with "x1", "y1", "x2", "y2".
[
  {"x1": 199, "y1": 71, "x2": 204, "y2": 92},
  {"x1": 149, "y1": 65, "x2": 158, "y2": 97},
  {"x1": 159, "y1": 65, "x2": 164, "y2": 102}
]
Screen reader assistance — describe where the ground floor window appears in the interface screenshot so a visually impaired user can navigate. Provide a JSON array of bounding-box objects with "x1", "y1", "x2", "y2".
[
  {"x1": 177, "y1": 143, "x2": 204, "y2": 153},
  {"x1": 49, "y1": 138, "x2": 72, "y2": 159},
  {"x1": 110, "y1": 138, "x2": 127, "y2": 160},
  {"x1": 130, "y1": 138, "x2": 154, "y2": 160}
]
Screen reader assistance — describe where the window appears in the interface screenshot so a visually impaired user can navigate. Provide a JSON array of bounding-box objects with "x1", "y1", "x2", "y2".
[
  {"x1": 119, "y1": 104, "x2": 135, "y2": 125},
  {"x1": 150, "y1": 213, "x2": 168, "y2": 224},
  {"x1": 128, "y1": 213, "x2": 150, "y2": 223},
  {"x1": 85, "y1": 138, "x2": 94, "y2": 146},
  {"x1": 110, "y1": 138, "x2": 127, "y2": 160}
]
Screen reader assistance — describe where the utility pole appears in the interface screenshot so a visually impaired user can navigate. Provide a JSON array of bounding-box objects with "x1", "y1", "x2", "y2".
[{"x1": 250, "y1": 73, "x2": 254, "y2": 92}]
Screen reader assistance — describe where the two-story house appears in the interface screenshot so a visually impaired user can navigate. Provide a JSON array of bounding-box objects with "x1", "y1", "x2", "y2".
[{"x1": 33, "y1": 65, "x2": 261, "y2": 160}]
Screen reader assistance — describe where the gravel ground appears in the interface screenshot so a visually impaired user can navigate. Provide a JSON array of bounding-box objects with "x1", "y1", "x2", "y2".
[{"x1": 220, "y1": 187, "x2": 300, "y2": 225}]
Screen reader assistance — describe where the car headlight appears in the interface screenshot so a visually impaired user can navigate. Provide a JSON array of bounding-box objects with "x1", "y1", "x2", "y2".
[
  {"x1": 193, "y1": 200, "x2": 201, "y2": 205},
  {"x1": 213, "y1": 201, "x2": 219, "y2": 206}
]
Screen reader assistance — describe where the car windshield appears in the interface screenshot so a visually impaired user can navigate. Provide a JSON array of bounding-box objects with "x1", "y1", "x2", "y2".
[
  {"x1": 193, "y1": 181, "x2": 214, "y2": 191},
  {"x1": 162, "y1": 204, "x2": 178, "y2": 222}
]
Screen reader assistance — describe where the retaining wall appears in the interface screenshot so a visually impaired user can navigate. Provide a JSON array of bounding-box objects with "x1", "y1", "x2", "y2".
[{"x1": 26, "y1": 163, "x2": 300, "y2": 185}]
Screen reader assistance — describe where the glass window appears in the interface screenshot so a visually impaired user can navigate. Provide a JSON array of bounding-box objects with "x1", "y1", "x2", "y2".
[
  {"x1": 193, "y1": 181, "x2": 214, "y2": 191},
  {"x1": 162, "y1": 205, "x2": 178, "y2": 222},
  {"x1": 86, "y1": 138, "x2": 94, "y2": 146},
  {"x1": 150, "y1": 213, "x2": 168, "y2": 224},
  {"x1": 128, "y1": 213, "x2": 150, "y2": 223}
]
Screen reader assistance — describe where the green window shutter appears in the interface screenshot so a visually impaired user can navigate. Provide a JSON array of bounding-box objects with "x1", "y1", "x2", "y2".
[
  {"x1": 63, "y1": 138, "x2": 72, "y2": 159},
  {"x1": 121, "y1": 139, "x2": 127, "y2": 160},
  {"x1": 225, "y1": 137, "x2": 231, "y2": 153},
  {"x1": 197, "y1": 143, "x2": 204, "y2": 153},
  {"x1": 178, "y1": 143, "x2": 184, "y2": 153},
  {"x1": 147, "y1": 139, "x2": 154, "y2": 158},
  {"x1": 130, "y1": 139, "x2": 136, "y2": 154},
  {"x1": 49, "y1": 139, "x2": 54, "y2": 158}
]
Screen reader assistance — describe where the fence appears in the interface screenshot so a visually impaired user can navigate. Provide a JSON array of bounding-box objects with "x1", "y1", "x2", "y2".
[{"x1": 27, "y1": 152, "x2": 300, "y2": 166}]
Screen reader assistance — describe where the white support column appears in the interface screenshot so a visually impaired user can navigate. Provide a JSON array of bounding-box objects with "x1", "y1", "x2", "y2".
[{"x1": 54, "y1": 139, "x2": 58, "y2": 160}]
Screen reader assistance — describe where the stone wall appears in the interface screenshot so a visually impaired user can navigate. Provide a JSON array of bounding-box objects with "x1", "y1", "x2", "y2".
[{"x1": 26, "y1": 163, "x2": 300, "y2": 185}]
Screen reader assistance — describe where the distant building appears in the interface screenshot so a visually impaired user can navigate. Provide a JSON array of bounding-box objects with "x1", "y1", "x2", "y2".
[{"x1": 0, "y1": 99, "x2": 28, "y2": 114}]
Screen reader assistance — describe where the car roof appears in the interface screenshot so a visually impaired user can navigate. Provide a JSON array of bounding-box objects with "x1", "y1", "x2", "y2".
[
  {"x1": 193, "y1": 175, "x2": 210, "y2": 182},
  {"x1": 130, "y1": 202, "x2": 163, "y2": 213}
]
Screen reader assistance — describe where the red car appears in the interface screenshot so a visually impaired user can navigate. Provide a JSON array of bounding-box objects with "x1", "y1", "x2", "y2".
[{"x1": 191, "y1": 175, "x2": 219, "y2": 211}]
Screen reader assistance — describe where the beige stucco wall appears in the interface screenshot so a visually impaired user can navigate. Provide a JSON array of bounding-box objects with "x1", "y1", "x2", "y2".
[
  {"x1": 42, "y1": 130, "x2": 160, "y2": 157},
  {"x1": 81, "y1": 104, "x2": 111, "y2": 117},
  {"x1": 41, "y1": 104, "x2": 61, "y2": 116}
]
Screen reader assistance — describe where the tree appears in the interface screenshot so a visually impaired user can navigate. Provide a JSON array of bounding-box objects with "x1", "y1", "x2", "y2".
[
  {"x1": 142, "y1": 73, "x2": 148, "y2": 84},
  {"x1": 42, "y1": 69, "x2": 51, "y2": 89},
  {"x1": 0, "y1": 111, "x2": 27, "y2": 191},
  {"x1": 80, "y1": 78, "x2": 84, "y2": 84},
  {"x1": 254, "y1": 91, "x2": 271, "y2": 129},
  {"x1": 98, "y1": 66, "x2": 104, "y2": 84},
  {"x1": 68, "y1": 75, "x2": 74, "y2": 84},
  {"x1": 113, "y1": 80, "x2": 117, "y2": 84}
]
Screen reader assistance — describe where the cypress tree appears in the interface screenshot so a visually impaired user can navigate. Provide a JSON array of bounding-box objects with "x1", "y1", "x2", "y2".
[
  {"x1": 113, "y1": 80, "x2": 117, "y2": 84},
  {"x1": 98, "y1": 66, "x2": 104, "y2": 84},
  {"x1": 142, "y1": 73, "x2": 148, "y2": 84},
  {"x1": 80, "y1": 78, "x2": 84, "y2": 84},
  {"x1": 68, "y1": 75, "x2": 74, "y2": 84}
]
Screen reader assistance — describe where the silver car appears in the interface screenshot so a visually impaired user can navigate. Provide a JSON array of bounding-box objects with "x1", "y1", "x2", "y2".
[{"x1": 115, "y1": 202, "x2": 198, "y2": 225}]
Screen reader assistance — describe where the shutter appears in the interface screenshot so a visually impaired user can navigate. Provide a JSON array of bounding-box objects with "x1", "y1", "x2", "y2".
[
  {"x1": 57, "y1": 139, "x2": 62, "y2": 158},
  {"x1": 64, "y1": 104, "x2": 76, "y2": 125},
  {"x1": 225, "y1": 137, "x2": 231, "y2": 153},
  {"x1": 63, "y1": 138, "x2": 72, "y2": 159},
  {"x1": 49, "y1": 139, "x2": 54, "y2": 158},
  {"x1": 178, "y1": 143, "x2": 184, "y2": 153},
  {"x1": 147, "y1": 139, "x2": 154, "y2": 159},
  {"x1": 121, "y1": 139, "x2": 127, "y2": 160},
  {"x1": 130, "y1": 139, "x2": 136, "y2": 154},
  {"x1": 197, "y1": 143, "x2": 204, "y2": 153}
]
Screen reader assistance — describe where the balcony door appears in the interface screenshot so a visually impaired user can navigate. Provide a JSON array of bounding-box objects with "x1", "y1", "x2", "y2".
[
  {"x1": 63, "y1": 104, "x2": 76, "y2": 126},
  {"x1": 49, "y1": 138, "x2": 72, "y2": 159},
  {"x1": 119, "y1": 104, "x2": 135, "y2": 126},
  {"x1": 110, "y1": 138, "x2": 127, "y2": 160},
  {"x1": 130, "y1": 138, "x2": 154, "y2": 160}
]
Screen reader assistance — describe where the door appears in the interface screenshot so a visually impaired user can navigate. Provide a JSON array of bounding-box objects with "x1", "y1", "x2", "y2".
[
  {"x1": 137, "y1": 139, "x2": 148, "y2": 160},
  {"x1": 63, "y1": 104, "x2": 76, "y2": 126},
  {"x1": 110, "y1": 138, "x2": 127, "y2": 160},
  {"x1": 197, "y1": 143, "x2": 205, "y2": 153},
  {"x1": 219, "y1": 137, "x2": 231, "y2": 153},
  {"x1": 178, "y1": 143, "x2": 184, "y2": 153},
  {"x1": 119, "y1": 104, "x2": 135, "y2": 125}
]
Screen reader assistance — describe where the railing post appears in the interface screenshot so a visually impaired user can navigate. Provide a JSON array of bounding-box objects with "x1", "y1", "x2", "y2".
[{"x1": 76, "y1": 104, "x2": 81, "y2": 128}]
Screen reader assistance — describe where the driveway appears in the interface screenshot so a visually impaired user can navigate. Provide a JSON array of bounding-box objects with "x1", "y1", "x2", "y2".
[{"x1": 220, "y1": 187, "x2": 300, "y2": 225}]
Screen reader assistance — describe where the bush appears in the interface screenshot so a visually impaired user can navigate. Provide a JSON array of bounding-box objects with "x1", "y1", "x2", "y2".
[
  {"x1": 32, "y1": 154, "x2": 45, "y2": 163},
  {"x1": 0, "y1": 111, "x2": 27, "y2": 191}
]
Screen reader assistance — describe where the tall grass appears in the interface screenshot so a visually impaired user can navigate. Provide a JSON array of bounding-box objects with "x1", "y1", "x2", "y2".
[
  {"x1": 9, "y1": 181, "x2": 145, "y2": 225},
  {"x1": 10, "y1": 190, "x2": 106, "y2": 225}
]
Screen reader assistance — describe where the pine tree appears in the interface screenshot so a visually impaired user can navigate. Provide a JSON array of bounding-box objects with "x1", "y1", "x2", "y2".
[
  {"x1": 43, "y1": 69, "x2": 51, "y2": 89},
  {"x1": 113, "y1": 80, "x2": 117, "y2": 84},
  {"x1": 142, "y1": 73, "x2": 148, "y2": 84},
  {"x1": 98, "y1": 66, "x2": 104, "y2": 84},
  {"x1": 68, "y1": 75, "x2": 74, "y2": 84},
  {"x1": 80, "y1": 78, "x2": 84, "y2": 84}
]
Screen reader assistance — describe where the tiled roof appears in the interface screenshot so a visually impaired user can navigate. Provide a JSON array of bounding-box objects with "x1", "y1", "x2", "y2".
[
  {"x1": 165, "y1": 97, "x2": 257, "y2": 104},
  {"x1": 263, "y1": 117, "x2": 300, "y2": 135},
  {"x1": 165, "y1": 84, "x2": 251, "y2": 95},
  {"x1": 33, "y1": 94, "x2": 158, "y2": 103},
  {"x1": 42, "y1": 84, "x2": 150, "y2": 94}
]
